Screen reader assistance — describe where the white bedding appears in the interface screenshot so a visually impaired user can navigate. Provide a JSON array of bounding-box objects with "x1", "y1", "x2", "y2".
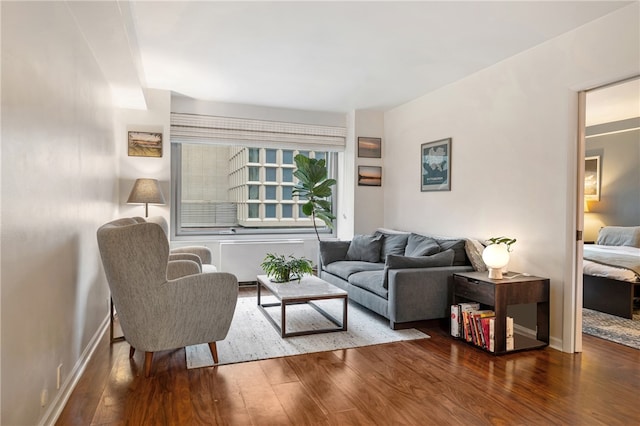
[{"x1": 583, "y1": 245, "x2": 640, "y2": 283}]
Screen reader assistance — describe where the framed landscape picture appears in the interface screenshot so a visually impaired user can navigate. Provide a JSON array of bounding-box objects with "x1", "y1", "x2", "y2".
[
  {"x1": 358, "y1": 137, "x2": 382, "y2": 158},
  {"x1": 421, "y1": 138, "x2": 451, "y2": 192},
  {"x1": 358, "y1": 166, "x2": 382, "y2": 186},
  {"x1": 584, "y1": 155, "x2": 600, "y2": 201},
  {"x1": 128, "y1": 131, "x2": 163, "y2": 157}
]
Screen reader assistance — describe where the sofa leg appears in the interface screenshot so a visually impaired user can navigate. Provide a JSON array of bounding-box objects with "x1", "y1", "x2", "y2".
[
  {"x1": 129, "y1": 346, "x2": 135, "y2": 359},
  {"x1": 390, "y1": 321, "x2": 398, "y2": 330}
]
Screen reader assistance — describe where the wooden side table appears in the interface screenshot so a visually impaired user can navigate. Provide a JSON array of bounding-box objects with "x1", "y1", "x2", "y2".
[{"x1": 453, "y1": 271, "x2": 550, "y2": 354}]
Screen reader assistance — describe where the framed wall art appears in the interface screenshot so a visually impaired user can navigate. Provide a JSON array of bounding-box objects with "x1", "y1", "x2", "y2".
[
  {"x1": 584, "y1": 155, "x2": 600, "y2": 201},
  {"x1": 421, "y1": 138, "x2": 451, "y2": 192},
  {"x1": 128, "y1": 131, "x2": 163, "y2": 157},
  {"x1": 358, "y1": 166, "x2": 382, "y2": 187},
  {"x1": 358, "y1": 137, "x2": 382, "y2": 158}
]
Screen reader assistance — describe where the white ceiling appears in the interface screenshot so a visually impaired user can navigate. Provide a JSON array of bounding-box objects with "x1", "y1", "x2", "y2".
[{"x1": 76, "y1": 1, "x2": 634, "y2": 114}]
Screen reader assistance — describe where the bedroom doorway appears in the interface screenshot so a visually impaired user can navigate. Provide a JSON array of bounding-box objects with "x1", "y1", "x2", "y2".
[{"x1": 577, "y1": 76, "x2": 640, "y2": 351}]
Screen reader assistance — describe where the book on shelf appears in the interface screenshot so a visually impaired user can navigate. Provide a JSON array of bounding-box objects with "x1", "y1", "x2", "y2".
[
  {"x1": 451, "y1": 305, "x2": 460, "y2": 337},
  {"x1": 451, "y1": 303, "x2": 496, "y2": 351},
  {"x1": 488, "y1": 317, "x2": 495, "y2": 353},
  {"x1": 506, "y1": 316, "x2": 514, "y2": 351},
  {"x1": 451, "y1": 303, "x2": 479, "y2": 338}
]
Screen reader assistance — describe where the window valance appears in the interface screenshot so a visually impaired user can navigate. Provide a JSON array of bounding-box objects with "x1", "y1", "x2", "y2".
[{"x1": 170, "y1": 113, "x2": 346, "y2": 151}]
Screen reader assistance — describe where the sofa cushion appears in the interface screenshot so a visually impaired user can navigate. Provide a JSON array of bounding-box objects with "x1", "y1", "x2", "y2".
[
  {"x1": 465, "y1": 239, "x2": 487, "y2": 272},
  {"x1": 385, "y1": 249, "x2": 455, "y2": 269},
  {"x1": 346, "y1": 234, "x2": 383, "y2": 262},
  {"x1": 435, "y1": 238, "x2": 469, "y2": 266},
  {"x1": 404, "y1": 233, "x2": 440, "y2": 257},
  {"x1": 324, "y1": 260, "x2": 385, "y2": 281},
  {"x1": 319, "y1": 240, "x2": 351, "y2": 266},
  {"x1": 349, "y1": 270, "x2": 388, "y2": 299},
  {"x1": 375, "y1": 231, "x2": 409, "y2": 262}
]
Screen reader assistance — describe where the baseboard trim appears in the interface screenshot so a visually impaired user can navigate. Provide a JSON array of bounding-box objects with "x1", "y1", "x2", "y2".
[{"x1": 39, "y1": 314, "x2": 109, "y2": 426}]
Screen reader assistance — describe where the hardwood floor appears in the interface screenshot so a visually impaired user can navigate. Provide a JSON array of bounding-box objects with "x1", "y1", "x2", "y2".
[{"x1": 57, "y1": 307, "x2": 640, "y2": 425}]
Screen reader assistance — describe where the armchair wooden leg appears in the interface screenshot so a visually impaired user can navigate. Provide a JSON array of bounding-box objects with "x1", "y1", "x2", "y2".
[
  {"x1": 208, "y1": 342, "x2": 219, "y2": 364},
  {"x1": 129, "y1": 346, "x2": 135, "y2": 359},
  {"x1": 144, "y1": 352, "x2": 154, "y2": 377}
]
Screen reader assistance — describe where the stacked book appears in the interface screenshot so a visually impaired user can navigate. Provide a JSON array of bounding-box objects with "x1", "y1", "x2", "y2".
[
  {"x1": 451, "y1": 303, "x2": 499, "y2": 352},
  {"x1": 506, "y1": 316, "x2": 514, "y2": 351}
]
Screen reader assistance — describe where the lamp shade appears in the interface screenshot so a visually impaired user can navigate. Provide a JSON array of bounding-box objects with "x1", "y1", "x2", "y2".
[
  {"x1": 482, "y1": 244, "x2": 510, "y2": 279},
  {"x1": 127, "y1": 178, "x2": 165, "y2": 217}
]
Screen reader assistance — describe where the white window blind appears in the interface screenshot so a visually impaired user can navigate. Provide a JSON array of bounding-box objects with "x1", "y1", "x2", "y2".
[{"x1": 171, "y1": 113, "x2": 346, "y2": 151}]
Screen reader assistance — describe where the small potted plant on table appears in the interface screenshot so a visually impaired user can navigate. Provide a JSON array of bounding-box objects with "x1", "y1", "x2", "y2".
[{"x1": 261, "y1": 253, "x2": 314, "y2": 283}]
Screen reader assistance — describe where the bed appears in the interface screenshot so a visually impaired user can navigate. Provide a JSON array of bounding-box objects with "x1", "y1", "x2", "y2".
[{"x1": 583, "y1": 226, "x2": 640, "y2": 319}]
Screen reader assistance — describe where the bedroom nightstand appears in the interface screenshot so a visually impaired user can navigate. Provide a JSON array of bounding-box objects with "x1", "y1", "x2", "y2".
[{"x1": 453, "y1": 271, "x2": 550, "y2": 354}]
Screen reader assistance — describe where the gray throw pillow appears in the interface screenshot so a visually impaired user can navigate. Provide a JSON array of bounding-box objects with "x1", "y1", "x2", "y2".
[
  {"x1": 346, "y1": 234, "x2": 383, "y2": 263},
  {"x1": 375, "y1": 231, "x2": 410, "y2": 262},
  {"x1": 319, "y1": 240, "x2": 351, "y2": 266},
  {"x1": 404, "y1": 233, "x2": 440, "y2": 257},
  {"x1": 435, "y1": 238, "x2": 469, "y2": 266},
  {"x1": 386, "y1": 249, "x2": 455, "y2": 269}
]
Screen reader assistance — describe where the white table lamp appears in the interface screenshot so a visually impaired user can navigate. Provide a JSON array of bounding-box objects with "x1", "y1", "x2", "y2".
[{"x1": 482, "y1": 244, "x2": 510, "y2": 279}]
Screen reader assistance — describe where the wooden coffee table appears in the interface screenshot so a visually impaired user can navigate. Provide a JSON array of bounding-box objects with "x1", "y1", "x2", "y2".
[{"x1": 256, "y1": 274, "x2": 348, "y2": 338}]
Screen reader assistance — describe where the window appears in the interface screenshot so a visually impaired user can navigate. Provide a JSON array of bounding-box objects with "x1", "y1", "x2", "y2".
[
  {"x1": 173, "y1": 144, "x2": 336, "y2": 235},
  {"x1": 170, "y1": 112, "x2": 345, "y2": 236},
  {"x1": 265, "y1": 149, "x2": 277, "y2": 164}
]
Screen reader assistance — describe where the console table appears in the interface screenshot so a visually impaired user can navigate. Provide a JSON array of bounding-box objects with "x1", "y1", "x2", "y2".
[{"x1": 453, "y1": 271, "x2": 550, "y2": 354}]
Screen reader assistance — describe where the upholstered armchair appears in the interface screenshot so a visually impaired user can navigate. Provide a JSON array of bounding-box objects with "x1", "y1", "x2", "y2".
[{"x1": 97, "y1": 217, "x2": 238, "y2": 377}]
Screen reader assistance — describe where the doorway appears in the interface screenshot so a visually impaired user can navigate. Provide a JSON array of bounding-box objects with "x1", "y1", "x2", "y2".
[{"x1": 577, "y1": 77, "x2": 640, "y2": 350}]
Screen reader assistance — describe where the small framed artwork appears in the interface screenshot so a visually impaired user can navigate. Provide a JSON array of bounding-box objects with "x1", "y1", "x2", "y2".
[
  {"x1": 421, "y1": 138, "x2": 451, "y2": 192},
  {"x1": 128, "y1": 131, "x2": 163, "y2": 157},
  {"x1": 584, "y1": 155, "x2": 600, "y2": 201},
  {"x1": 358, "y1": 137, "x2": 382, "y2": 158},
  {"x1": 358, "y1": 166, "x2": 382, "y2": 187}
]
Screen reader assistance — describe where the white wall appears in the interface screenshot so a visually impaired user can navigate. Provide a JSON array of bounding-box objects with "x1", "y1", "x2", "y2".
[
  {"x1": 584, "y1": 129, "x2": 640, "y2": 241},
  {"x1": 116, "y1": 89, "x2": 172, "y2": 222},
  {"x1": 354, "y1": 110, "x2": 385, "y2": 235},
  {"x1": 384, "y1": 3, "x2": 640, "y2": 351},
  {"x1": 1, "y1": 2, "x2": 118, "y2": 424}
]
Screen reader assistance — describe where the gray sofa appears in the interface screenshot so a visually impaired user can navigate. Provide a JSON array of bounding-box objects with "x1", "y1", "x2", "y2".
[{"x1": 319, "y1": 230, "x2": 475, "y2": 329}]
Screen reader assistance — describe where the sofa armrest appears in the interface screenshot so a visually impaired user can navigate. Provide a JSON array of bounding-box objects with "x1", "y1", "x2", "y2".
[
  {"x1": 387, "y1": 265, "x2": 474, "y2": 324},
  {"x1": 319, "y1": 240, "x2": 351, "y2": 267}
]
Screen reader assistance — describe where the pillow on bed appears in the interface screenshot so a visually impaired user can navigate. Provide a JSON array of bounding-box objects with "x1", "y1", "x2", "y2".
[{"x1": 596, "y1": 226, "x2": 640, "y2": 248}]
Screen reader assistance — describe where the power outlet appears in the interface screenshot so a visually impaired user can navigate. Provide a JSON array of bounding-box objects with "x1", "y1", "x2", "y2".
[
  {"x1": 57, "y1": 364, "x2": 63, "y2": 389},
  {"x1": 40, "y1": 389, "x2": 48, "y2": 407}
]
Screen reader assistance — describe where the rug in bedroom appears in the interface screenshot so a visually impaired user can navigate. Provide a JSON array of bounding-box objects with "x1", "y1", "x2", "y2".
[
  {"x1": 582, "y1": 308, "x2": 640, "y2": 350},
  {"x1": 186, "y1": 296, "x2": 429, "y2": 368}
]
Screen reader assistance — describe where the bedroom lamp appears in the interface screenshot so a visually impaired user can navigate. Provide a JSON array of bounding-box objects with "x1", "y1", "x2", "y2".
[
  {"x1": 127, "y1": 178, "x2": 166, "y2": 217},
  {"x1": 482, "y1": 244, "x2": 510, "y2": 279}
]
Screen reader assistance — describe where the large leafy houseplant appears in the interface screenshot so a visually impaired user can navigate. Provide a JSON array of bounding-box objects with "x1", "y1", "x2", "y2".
[
  {"x1": 260, "y1": 253, "x2": 313, "y2": 283},
  {"x1": 292, "y1": 154, "x2": 336, "y2": 241}
]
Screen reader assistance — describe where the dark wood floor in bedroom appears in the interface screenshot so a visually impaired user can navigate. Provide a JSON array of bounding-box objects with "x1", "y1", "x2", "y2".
[{"x1": 57, "y1": 295, "x2": 639, "y2": 425}]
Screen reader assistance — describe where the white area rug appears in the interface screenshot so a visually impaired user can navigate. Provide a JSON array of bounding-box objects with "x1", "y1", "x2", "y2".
[{"x1": 186, "y1": 296, "x2": 429, "y2": 368}]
